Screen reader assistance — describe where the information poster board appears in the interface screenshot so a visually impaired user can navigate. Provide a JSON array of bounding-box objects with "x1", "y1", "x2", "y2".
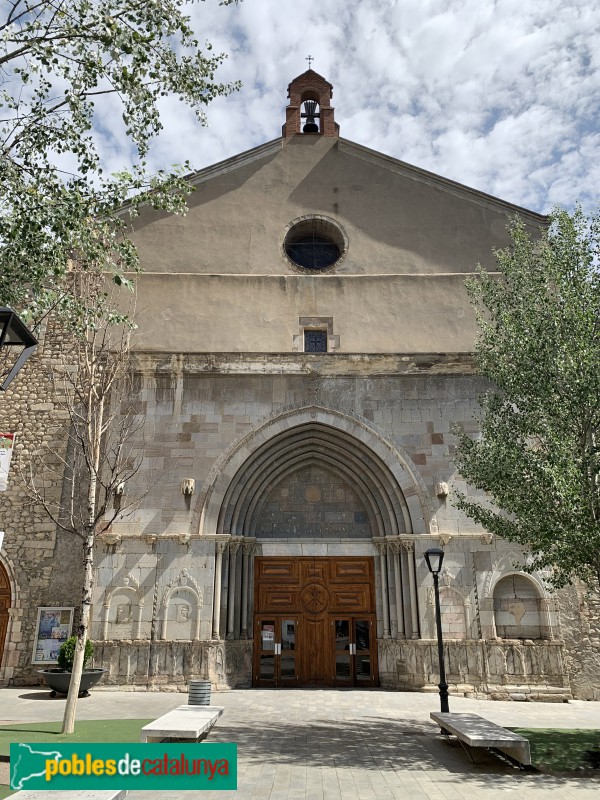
[
  {"x1": 0, "y1": 433, "x2": 15, "y2": 491},
  {"x1": 32, "y1": 607, "x2": 74, "y2": 664}
]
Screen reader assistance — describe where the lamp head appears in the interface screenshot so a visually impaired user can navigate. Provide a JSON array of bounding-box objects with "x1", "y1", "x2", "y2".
[
  {"x1": 0, "y1": 308, "x2": 38, "y2": 390},
  {"x1": 424, "y1": 547, "x2": 445, "y2": 576}
]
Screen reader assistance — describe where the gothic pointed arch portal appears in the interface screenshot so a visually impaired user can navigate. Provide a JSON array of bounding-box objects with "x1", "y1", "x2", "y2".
[
  {"x1": 217, "y1": 421, "x2": 414, "y2": 539},
  {"x1": 197, "y1": 405, "x2": 432, "y2": 538},
  {"x1": 199, "y1": 406, "x2": 430, "y2": 687}
]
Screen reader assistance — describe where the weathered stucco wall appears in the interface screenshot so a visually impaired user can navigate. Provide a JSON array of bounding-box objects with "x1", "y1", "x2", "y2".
[
  {"x1": 132, "y1": 136, "x2": 542, "y2": 278},
  {"x1": 128, "y1": 135, "x2": 545, "y2": 354},
  {"x1": 131, "y1": 273, "x2": 480, "y2": 353}
]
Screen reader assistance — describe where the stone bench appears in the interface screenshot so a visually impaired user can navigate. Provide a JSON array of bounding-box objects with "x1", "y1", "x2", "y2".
[
  {"x1": 140, "y1": 705, "x2": 224, "y2": 743},
  {"x1": 431, "y1": 712, "x2": 531, "y2": 767},
  {"x1": 10, "y1": 791, "x2": 127, "y2": 800}
]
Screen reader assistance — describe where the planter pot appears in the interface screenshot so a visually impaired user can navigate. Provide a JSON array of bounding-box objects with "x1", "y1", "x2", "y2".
[{"x1": 38, "y1": 668, "x2": 107, "y2": 697}]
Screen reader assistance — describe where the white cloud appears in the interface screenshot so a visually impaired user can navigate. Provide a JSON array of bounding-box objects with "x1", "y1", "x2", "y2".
[{"x1": 95, "y1": 0, "x2": 600, "y2": 215}]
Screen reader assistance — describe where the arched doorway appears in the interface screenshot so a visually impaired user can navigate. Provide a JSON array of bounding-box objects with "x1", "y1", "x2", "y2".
[
  {"x1": 0, "y1": 562, "x2": 11, "y2": 668},
  {"x1": 208, "y1": 414, "x2": 427, "y2": 687}
]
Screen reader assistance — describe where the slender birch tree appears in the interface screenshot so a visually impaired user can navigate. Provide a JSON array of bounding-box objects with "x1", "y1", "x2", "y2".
[
  {"x1": 454, "y1": 207, "x2": 600, "y2": 591},
  {"x1": 27, "y1": 269, "x2": 145, "y2": 733}
]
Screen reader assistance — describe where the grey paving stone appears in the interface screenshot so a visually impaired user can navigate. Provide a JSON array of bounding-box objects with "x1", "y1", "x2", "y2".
[{"x1": 1, "y1": 688, "x2": 599, "y2": 799}]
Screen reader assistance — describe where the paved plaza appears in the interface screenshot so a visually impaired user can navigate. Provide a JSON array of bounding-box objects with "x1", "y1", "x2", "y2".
[{"x1": 1, "y1": 687, "x2": 599, "y2": 799}]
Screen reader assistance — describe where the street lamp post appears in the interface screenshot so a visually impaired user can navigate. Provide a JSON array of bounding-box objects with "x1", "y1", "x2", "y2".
[
  {"x1": 425, "y1": 547, "x2": 449, "y2": 713},
  {"x1": 0, "y1": 308, "x2": 38, "y2": 390}
]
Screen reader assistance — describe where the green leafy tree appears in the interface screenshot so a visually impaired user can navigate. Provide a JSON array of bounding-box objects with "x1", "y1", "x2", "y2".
[
  {"x1": 0, "y1": 0, "x2": 240, "y2": 319},
  {"x1": 0, "y1": 0, "x2": 240, "y2": 733},
  {"x1": 454, "y1": 208, "x2": 600, "y2": 591}
]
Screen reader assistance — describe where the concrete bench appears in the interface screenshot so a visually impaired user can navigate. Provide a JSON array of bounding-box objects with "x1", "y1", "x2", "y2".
[
  {"x1": 10, "y1": 791, "x2": 127, "y2": 800},
  {"x1": 140, "y1": 705, "x2": 224, "y2": 743},
  {"x1": 431, "y1": 712, "x2": 531, "y2": 767}
]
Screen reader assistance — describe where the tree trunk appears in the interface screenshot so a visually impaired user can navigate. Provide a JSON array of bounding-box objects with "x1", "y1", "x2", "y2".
[
  {"x1": 61, "y1": 527, "x2": 95, "y2": 734},
  {"x1": 61, "y1": 394, "x2": 103, "y2": 734}
]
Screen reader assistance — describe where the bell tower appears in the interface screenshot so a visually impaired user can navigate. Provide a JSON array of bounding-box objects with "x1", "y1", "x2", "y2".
[{"x1": 282, "y1": 68, "x2": 339, "y2": 138}]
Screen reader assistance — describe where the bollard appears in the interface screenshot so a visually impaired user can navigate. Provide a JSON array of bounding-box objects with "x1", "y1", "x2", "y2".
[{"x1": 188, "y1": 679, "x2": 211, "y2": 706}]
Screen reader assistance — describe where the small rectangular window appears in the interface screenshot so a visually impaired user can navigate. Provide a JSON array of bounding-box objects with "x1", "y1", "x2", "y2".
[{"x1": 304, "y1": 330, "x2": 328, "y2": 353}]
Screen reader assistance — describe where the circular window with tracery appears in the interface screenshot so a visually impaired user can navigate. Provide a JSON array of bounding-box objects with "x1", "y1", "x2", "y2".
[{"x1": 283, "y1": 216, "x2": 347, "y2": 272}]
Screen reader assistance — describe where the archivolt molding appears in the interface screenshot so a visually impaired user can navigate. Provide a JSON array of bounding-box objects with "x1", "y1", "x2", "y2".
[
  {"x1": 159, "y1": 569, "x2": 202, "y2": 642},
  {"x1": 104, "y1": 573, "x2": 141, "y2": 608},
  {"x1": 483, "y1": 550, "x2": 548, "y2": 600},
  {"x1": 0, "y1": 554, "x2": 19, "y2": 608},
  {"x1": 101, "y1": 574, "x2": 143, "y2": 641},
  {"x1": 161, "y1": 568, "x2": 202, "y2": 607},
  {"x1": 194, "y1": 403, "x2": 434, "y2": 538}
]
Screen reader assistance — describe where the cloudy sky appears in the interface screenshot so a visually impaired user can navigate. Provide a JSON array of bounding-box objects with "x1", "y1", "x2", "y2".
[{"x1": 104, "y1": 0, "x2": 599, "y2": 215}]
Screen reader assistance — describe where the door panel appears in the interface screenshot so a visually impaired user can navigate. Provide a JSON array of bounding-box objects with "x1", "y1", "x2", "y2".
[
  {"x1": 280, "y1": 618, "x2": 298, "y2": 684},
  {"x1": 302, "y1": 616, "x2": 329, "y2": 685},
  {"x1": 333, "y1": 618, "x2": 352, "y2": 684},
  {"x1": 332, "y1": 616, "x2": 377, "y2": 686},
  {"x1": 254, "y1": 616, "x2": 300, "y2": 687},
  {"x1": 354, "y1": 618, "x2": 376, "y2": 685}
]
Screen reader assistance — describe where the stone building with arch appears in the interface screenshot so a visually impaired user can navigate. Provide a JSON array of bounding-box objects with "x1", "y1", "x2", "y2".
[{"x1": 1, "y1": 69, "x2": 598, "y2": 699}]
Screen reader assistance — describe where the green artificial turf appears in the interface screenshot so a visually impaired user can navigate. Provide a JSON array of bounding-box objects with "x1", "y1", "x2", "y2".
[
  {"x1": 0, "y1": 718, "x2": 152, "y2": 758},
  {"x1": 510, "y1": 728, "x2": 600, "y2": 772},
  {"x1": 0, "y1": 719, "x2": 153, "y2": 797}
]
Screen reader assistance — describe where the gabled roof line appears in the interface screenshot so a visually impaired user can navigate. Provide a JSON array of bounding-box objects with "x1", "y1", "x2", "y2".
[
  {"x1": 338, "y1": 138, "x2": 547, "y2": 224},
  {"x1": 151, "y1": 134, "x2": 547, "y2": 224},
  {"x1": 186, "y1": 138, "x2": 283, "y2": 187}
]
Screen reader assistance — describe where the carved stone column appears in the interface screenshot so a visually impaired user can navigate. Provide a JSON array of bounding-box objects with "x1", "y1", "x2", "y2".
[
  {"x1": 402, "y1": 539, "x2": 420, "y2": 638},
  {"x1": 135, "y1": 600, "x2": 144, "y2": 640},
  {"x1": 226, "y1": 538, "x2": 241, "y2": 640},
  {"x1": 373, "y1": 538, "x2": 391, "y2": 639},
  {"x1": 540, "y1": 597, "x2": 555, "y2": 640},
  {"x1": 240, "y1": 538, "x2": 256, "y2": 639},
  {"x1": 212, "y1": 539, "x2": 228, "y2": 639},
  {"x1": 101, "y1": 602, "x2": 110, "y2": 640},
  {"x1": 388, "y1": 539, "x2": 405, "y2": 639}
]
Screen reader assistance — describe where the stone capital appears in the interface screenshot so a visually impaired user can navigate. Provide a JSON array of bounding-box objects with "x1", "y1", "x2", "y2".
[
  {"x1": 228, "y1": 538, "x2": 242, "y2": 555},
  {"x1": 242, "y1": 539, "x2": 257, "y2": 555},
  {"x1": 372, "y1": 537, "x2": 387, "y2": 555}
]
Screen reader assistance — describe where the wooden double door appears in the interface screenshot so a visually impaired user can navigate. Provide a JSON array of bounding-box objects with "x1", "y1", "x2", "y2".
[{"x1": 253, "y1": 557, "x2": 378, "y2": 688}]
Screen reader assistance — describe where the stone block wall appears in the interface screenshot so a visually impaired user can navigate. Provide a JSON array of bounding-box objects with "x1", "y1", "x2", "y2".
[
  {"x1": 0, "y1": 320, "x2": 83, "y2": 685},
  {"x1": 93, "y1": 639, "x2": 252, "y2": 691},
  {"x1": 378, "y1": 639, "x2": 571, "y2": 701}
]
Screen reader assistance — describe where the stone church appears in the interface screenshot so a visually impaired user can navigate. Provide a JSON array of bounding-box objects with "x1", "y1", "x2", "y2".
[{"x1": 1, "y1": 70, "x2": 598, "y2": 699}]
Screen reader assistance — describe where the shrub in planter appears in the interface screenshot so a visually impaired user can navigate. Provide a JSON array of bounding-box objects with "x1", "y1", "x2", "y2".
[
  {"x1": 57, "y1": 636, "x2": 94, "y2": 672},
  {"x1": 39, "y1": 637, "x2": 104, "y2": 697}
]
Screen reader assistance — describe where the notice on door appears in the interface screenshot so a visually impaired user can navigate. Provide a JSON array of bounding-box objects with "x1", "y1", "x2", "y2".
[{"x1": 262, "y1": 624, "x2": 274, "y2": 643}]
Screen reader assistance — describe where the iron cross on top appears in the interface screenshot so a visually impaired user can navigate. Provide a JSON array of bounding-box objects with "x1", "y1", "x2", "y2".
[{"x1": 306, "y1": 55, "x2": 314, "y2": 69}]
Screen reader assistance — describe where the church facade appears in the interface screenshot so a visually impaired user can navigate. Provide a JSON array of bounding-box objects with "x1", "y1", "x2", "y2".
[{"x1": 1, "y1": 70, "x2": 598, "y2": 699}]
